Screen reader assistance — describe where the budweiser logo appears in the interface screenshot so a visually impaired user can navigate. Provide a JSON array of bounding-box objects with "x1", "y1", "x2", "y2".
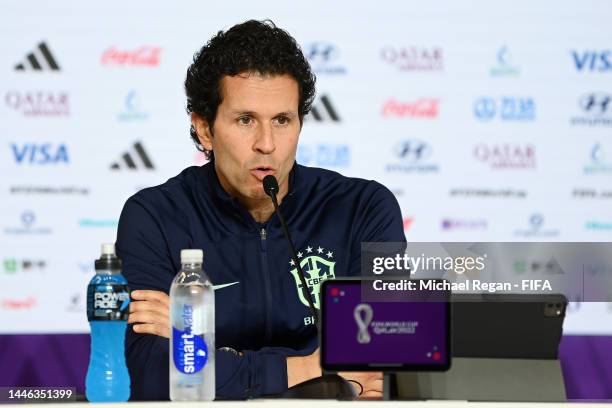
[
  {"x1": 382, "y1": 98, "x2": 439, "y2": 118},
  {"x1": 101, "y1": 46, "x2": 161, "y2": 66}
]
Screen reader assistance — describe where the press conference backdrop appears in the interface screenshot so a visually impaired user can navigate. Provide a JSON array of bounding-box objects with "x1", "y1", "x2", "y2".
[{"x1": 1, "y1": 0, "x2": 612, "y2": 363}]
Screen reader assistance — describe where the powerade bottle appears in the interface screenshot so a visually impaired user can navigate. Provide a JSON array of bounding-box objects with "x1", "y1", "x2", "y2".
[
  {"x1": 170, "y1": 249, "x2": 215, "y2": 401},
  {"x1": 85, "y1": 243, "x2": 131, "y2": 402}
]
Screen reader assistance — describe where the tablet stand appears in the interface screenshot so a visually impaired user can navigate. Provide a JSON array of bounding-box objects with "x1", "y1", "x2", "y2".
[{"x1": 393, "y1": 357, "x2": 566, "y2": 402}]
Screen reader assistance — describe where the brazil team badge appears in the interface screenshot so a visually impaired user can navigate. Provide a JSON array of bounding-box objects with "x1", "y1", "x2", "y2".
[{"x1": 289, "y1": 245, "x2": 336, "y2": 311}]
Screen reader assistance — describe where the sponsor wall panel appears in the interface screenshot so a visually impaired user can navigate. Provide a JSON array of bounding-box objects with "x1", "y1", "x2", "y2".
[{"x1": 1, "y1": 0, "x2": 611, "y2": 335}]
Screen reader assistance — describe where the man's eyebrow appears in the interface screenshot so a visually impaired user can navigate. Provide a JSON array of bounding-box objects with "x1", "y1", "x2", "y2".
[
  {"x1": 230, "y1": 110, "x2": 257, "y2": 116},
  {"x1": 229, "y1": 110, "x2": 298, "y2": 117},
  {"x1": 274, "y1": 111, "x2": 298, "y2": 117}
]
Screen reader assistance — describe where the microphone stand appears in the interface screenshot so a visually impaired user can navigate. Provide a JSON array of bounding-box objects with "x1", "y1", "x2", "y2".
[{"x1": 263, "y1": 175, "x2": 355, "y2": 400}]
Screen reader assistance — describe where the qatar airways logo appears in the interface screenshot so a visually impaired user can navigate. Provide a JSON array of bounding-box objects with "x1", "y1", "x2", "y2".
[
  {"x1": 381, "y1": 46, "x2": 443, "y2": 72},
  {"x1": 5, "y1": 91, "x2": 69, "y2": 117},
  {"x1": 101, "y1": 46, "x2": 161, "y2": 67},
  {"x1": 382, "y1": 98, "x2": 439, "y2": 118},
  {"x1": 473, "y1": 143, "x2": 536, "y2": 170}
]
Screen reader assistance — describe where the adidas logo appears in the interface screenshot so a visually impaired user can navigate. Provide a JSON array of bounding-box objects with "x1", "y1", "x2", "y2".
[
  {"x1": 14, "y1": 42, "x2": 60, "y2": 71},
  {"x1": 306, "y1": 95, "x2": 341, "y2": 122},
  {"x1": 110, "y1": 142, "x2": 155, "y2": 170}
]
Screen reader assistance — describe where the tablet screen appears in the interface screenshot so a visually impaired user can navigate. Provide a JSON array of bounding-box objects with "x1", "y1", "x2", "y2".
[{"x1": 321, "y1": 279, "x2": 451, "y2": 371}]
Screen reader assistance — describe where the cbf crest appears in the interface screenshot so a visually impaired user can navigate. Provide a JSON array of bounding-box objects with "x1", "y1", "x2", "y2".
[{"x1": 289, "y1": 245, "x2": 336, "y2": 310}]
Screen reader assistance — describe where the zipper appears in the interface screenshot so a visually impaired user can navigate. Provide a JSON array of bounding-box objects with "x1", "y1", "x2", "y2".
[
  {"x1": 259, "y1": 226, "x2": 273, "y2": 343},
  {"x1": 260, "y1": 228, "x2": 267, "y2": 250}
]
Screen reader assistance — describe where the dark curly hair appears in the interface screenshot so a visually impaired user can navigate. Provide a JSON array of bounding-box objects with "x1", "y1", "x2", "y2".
[{"x1": 185, "y1": 19, "x2": 316, "y2": 160}]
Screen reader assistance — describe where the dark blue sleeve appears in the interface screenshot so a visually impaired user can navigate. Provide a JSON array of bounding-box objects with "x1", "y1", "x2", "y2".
[
  {"x1": 349, "y1": 182, "x2": 407, "y2": 277},
  {"x1": 116, "y1": 196, "x2": 292, "y2": 400}
]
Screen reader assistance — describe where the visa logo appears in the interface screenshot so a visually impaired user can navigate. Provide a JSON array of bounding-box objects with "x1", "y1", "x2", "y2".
[
  {"x1": 572, "y1": 50, "x2": 612, "y2": 72},
  {"x1": 11, "y1": 143, "x2": 69, "y2": 164}
]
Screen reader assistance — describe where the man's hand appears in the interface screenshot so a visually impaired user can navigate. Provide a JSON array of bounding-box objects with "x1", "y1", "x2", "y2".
[
  {"x1": 338, "y1": 371, "x2": 383, "y2": 399},
  {"x1": 286, "y1": 348, "x2": 383, "y2": 399},
  {"x1": 287, "y1": 347, "x2": 322, "y2": 388},
  {"x1": 128, "y1": 290, "x2": 170, "y2": 338}
]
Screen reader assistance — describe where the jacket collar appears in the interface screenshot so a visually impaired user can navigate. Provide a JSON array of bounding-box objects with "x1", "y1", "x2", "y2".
[{"x1": 200, "y1": 161, "x2": 300, "y2": 228}]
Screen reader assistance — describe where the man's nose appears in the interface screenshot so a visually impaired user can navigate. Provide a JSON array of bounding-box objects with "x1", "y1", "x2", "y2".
[{"x1": 253, "y1": 123, "x2": 276, "y2": 154}]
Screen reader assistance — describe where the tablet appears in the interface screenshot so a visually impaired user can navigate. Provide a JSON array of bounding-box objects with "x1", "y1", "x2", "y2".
[
  {"x1": 320, "y1": 279, "x2": 451, "y2": 371},
  {"x1": 451, "y1": 293, "x2": 567, "y2": 359}
]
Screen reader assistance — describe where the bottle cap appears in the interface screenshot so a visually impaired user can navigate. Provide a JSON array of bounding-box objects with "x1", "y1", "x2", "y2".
[
  {"x1": 95, "y1": 243, "x2": 122, "y2": 271},
  {"x1": 181, "y1": 249, "x2": 203, "y2": 263},
  {"x1": 101, "y1": 243, "x2": 115, "y2": 256}
]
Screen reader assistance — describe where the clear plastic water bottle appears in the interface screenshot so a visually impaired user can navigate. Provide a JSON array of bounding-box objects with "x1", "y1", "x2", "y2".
[
  {"x1": 85, "y1": 243, "x2": 131, "y2": 402},
  {"x1": 170, "y1": 249, "x2": 215, "y2": 401}
]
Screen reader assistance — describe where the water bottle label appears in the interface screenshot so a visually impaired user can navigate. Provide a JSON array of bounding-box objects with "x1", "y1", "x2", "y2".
[
  {"x1": 172, "y1": 305, "x2": 208, "y2": 374},
  {"x1": 87, "y1": 284, "x2": 130, "y2": 321}
]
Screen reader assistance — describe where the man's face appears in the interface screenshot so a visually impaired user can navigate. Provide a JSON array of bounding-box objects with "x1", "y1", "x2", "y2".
[{"x1": 194, "y1": 72, "x2": 301, "y2": 202}]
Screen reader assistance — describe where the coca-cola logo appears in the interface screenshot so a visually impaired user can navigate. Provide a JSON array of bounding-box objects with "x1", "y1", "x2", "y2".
[
  {"x1": 381, "y1": 46, "x2": 443, "y2": 71},
  {"x1": 101, "y1": 46, "x2": 161, "y2": 67},
  {"x1": 382, "y1": 98, "x2": 439, "y2": 118},
  {"x1": 2, "y1": 296, "x2": 37, "y2": 310},
  {"x1": 5, "y1": 91, "x2": 69, "y2": 116}
]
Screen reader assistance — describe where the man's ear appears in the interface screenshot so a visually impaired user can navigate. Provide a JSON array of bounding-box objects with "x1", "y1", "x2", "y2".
[{"x1": 191, "y1": 112, "x2": 213, "y2": 151}]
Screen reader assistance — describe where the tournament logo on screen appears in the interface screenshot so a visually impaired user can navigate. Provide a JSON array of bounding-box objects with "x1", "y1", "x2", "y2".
[
  {"x1": 353, "y1": 303, "x2": 420, "y2": 343},
  {"x1": 354, "y1": 304, "x2": 373, "y2": 344}
]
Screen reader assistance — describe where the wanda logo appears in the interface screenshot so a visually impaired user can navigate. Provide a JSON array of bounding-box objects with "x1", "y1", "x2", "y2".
[
  {"x1": 382, "y1": 98, "x2": 439, "y2": 118},
  {"x1": 101, "y1": 46, "x2": 161, "y2": 66}
]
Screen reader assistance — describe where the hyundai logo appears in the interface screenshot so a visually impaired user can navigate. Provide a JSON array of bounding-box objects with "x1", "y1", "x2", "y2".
[
  {"x1": 304, "y1": 42, "x2": 338, "y2": 63},
  {"x1": 394, "y1": 140, "x2": 432, "y2": 162},
  {"x1": 579, "y1": 93, "x2": 611, "y2": 115}
]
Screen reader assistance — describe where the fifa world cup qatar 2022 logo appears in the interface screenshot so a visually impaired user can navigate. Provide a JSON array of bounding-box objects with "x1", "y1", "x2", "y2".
[{"x1": 354, "y1": 303, "x2": 374, "y2": 344}]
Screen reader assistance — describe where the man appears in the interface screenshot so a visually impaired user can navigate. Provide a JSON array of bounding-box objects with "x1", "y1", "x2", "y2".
[{"x1": 116, "y1": 20, "x2": 405, "y2": 400}]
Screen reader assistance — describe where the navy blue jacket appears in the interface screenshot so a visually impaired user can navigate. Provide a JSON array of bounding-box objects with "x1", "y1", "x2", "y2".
[{"x1": 116, "y1": 162, "x2": 405, "y2": 400}]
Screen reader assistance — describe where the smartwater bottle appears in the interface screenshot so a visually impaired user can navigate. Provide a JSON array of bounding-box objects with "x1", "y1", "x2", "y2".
[
  {"x1": 170, "y1": 249, "x2": 215, "y2": 401},
  {"x1": 85, "y1": 243, "x2": 131, "y2": 402}
]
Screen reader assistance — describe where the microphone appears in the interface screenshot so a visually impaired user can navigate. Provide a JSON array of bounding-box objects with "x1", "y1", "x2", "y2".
[
  {"x1": 263, "y1": 175, "x2": 318, "y2": 326},
  {"x1": 263, "y1": 174, "x2": 355, "y2": 399}
]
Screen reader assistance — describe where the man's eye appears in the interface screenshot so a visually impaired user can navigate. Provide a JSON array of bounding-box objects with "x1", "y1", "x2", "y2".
[
  {"x1": 238, "y1": 116, "x2": 252, "y2": 125},
  {"x1": 275, "y1": 116, "x2": 290, "y2": 125}
]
